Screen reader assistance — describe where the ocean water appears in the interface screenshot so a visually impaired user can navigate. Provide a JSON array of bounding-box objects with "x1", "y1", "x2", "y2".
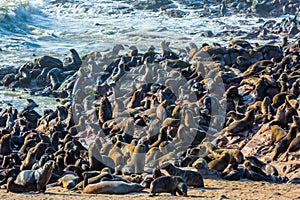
[{"x1": 0, "y1": 0, "x2": 272, "y2": 67}]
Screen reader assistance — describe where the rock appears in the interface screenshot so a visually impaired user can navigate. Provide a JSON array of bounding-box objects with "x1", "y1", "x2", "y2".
[
  {"x1": 38, "y1": 55, "x2": 63, "y2": 69},
  {"x1": 1, "y1": 73, "x2": 15, "y2": 86}
]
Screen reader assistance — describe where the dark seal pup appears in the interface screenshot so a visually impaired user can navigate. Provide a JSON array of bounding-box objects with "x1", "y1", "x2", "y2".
[
  {"x1": 15, "y1": 160, "x2": 55, "y2": 192},
  {"x1": 161, "y1": 162, "x2": 204, "y2": 187},
  {"x1": 7, "y1": 177, "x2": 26, "y2": 193},
  {"x1": 150, "y1": 176, "x2": 187, "y2": 197}
]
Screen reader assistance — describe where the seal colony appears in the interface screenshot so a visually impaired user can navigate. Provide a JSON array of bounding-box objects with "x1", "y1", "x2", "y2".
[
  {"x1": 0, "y1": 36, "x2": 300, "y2": 196},
  {"x1": 1, "y1": 21, "x2": 300, "y2": 197}
]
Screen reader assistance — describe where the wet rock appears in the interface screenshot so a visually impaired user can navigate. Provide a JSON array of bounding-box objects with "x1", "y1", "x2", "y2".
[
  {"x1": 0, "y1": 66, "x2": 17, "y2": 81},
  {"x1": 1, "y1": 73, "x2": 15, "y2": 87},
  {"x1": 163, "y1": 9, "x2": 189, "y2": 18},
  {"x1": 38, "y1": 55, "x2": 63, "y2": 69}
]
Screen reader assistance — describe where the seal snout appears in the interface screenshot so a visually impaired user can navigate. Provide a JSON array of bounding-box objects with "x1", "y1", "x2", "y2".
[{"x1": 46, "y1": 160, "x2": 55, "y2": 168}]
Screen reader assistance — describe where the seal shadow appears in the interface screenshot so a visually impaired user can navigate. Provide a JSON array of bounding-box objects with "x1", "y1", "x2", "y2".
[
  {"x1": 43, "y1": 192, "x2": 85, "y2": 196},
  {"x1": 188, "y1": 195, "x2": 209, "y2": 198},
  {"x1": 185, "y1": 187, "x2": 222, "y2": 198},
  {"x1": 193, "y1": 187, "x2": 221, "y2": 190},
  {"x1": 130, "y1": 191, "x2": 149, "y2": 194}
]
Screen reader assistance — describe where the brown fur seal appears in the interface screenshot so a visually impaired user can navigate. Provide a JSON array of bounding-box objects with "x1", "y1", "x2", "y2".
[
  {"x1": 222, "y1": 163, "x2": 243, "y2": 181},
  {"x1": 272, "y1": 124, "x2": 298, "y2": 161},
  {"x1": 208, "y1": 151, "x2": 231, "y2": 172},
  {"x1": 160, "y1": 162, "x2": 204, "y2": 187},
  {"x1": 98, "y1": 96, "x2": 112, "y2": 124},
  {"x1": 126, "y1": 144, "x2": 146, "y2": 174},
  {"x1": 15, "y1": 160, "x2": 55, "y2": 192},
  {"x1": 243, "y1": 161, "x2": 269, "y2": 182},
  {"x1": 219, "y1": 109, "x2": 255, "y2": 136},
  {"x1": 88, "y1": 142, "x2": 115, "y2": 171},
  {"x1": 140, "y1": 174, "x2": 153, "y2": 188},
  {"x1": 82, "y1": 180, "x2": 143, "y2": 194},
  {"x1": 20, "y1": 147, "x2": 37, "y2": 171},
  {"x1": 6, "y1": 177, "x2": 26, "y2": 193},
  {"x1": 58, "y1": 174, "x2": 79, "y2": 189},
  {"x1": 287, "y1": 136, "x2": 300, "y2": 154},
  {"x1": 246, "y1": 156, "x2": 278, "y2": 176},
  {"x1": 269, "y1": 125, "x2": 286, "y2": 145},
  {"x1": 150, "y1": 176, "x2": 187, "y2": 197},
  {"x1": 108, "y1": 142, "x2": 126, "y2": 167},
  {"x1": 0, "y1": 133, "x2": 12, "y2": 155},
  {"x1": 19, "y1": 139, "x2": 36, "y2": 155},
  {"x1": 74, "y1": 167, "x2": 114, "y2": 190}
]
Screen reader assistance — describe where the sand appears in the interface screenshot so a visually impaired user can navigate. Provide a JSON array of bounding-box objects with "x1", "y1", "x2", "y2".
[{"x1": 2, "y1": 178, "x2": 299, "y2": 200}]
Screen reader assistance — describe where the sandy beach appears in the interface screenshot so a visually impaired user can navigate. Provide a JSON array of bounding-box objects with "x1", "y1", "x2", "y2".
[{"x1": 1, "y1": 178, "x2": 300, "y2": 200}]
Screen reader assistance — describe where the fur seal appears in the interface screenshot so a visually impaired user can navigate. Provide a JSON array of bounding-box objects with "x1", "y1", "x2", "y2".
[
  {"x1": 246, "y1": 156, "x2": 278, "y2": 176},
  {"x1": 20, "y1": 147, "x2": 36, "y2": 171},
  {"x1": 219, "y1": 109, "x2": 255, "y2": 136},
  {"x1": 6, "y1": 177, "x2": 26, "y2": 193},
  {"x1": 222, "y1": 163, "x2": 243, "y2": 181},
  {"x1": 150, "y1": 176, "x2": 187, "y2": 197},
  {"x1": 269, "y1": 125, "x2": 286, "y2": 145},
  {"x1": 140, "y1": 174, "x2": 153, "y2": 189},
  {"x1": 98, "y1": 96, "x2": 113, "y2": 124},
  {"x1": 73, "y1": 167, "x2": 114, "y2": 190},
  {"x1": 160, "y1": 162, "x2": 204, "y2": 187},
  {"x1": 192, "y1": 157, "x2": 208, "y2": 170},
  {"x1": 82, "y1": 180, "x2": 143, "y2": 194},
  {"x1": 0, "y1": 133, "x2": 12, "y2": 155},
  {"x1": 287, "y1": 136, "x2": 300, "y2": 154},
  {"x1": 243, "y1": 161, "x2": 269, "y2": 182},
  {"x1": 126, "y1": 144, "x2": 146, "y2": 174},
  {"x1": 15, "y1": 160, "x2": 55, "y2": 192},
  {"x1": 0, "y1": 167, "x2": 20, "y2": 185},
  {"x1": 88, "y1": 141, "x2": 115, "y2": 171},
  {"x1": 208, "y1": 151, "x2": 231, "y2": 172},
  {"x1": 63, "y1": 49, "x2": 82, "y2": 71},
  {"x1": 272, "y1": 124, "x2": 298, "y2": 161},
  {"x1": 58, "y1": 174, "x2": 79, "y2": 189}
]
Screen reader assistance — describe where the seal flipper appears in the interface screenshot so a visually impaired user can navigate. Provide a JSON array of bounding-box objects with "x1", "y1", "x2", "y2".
[
  {"x1": 176, "y1": 188, "x2": 183, "y2": 196},
  {"x1": 171, "y1": 190, "x2": 176, "y2": 196},
  {"x1": 83, "y1": 173, "x2": 88, "y2": 188}
]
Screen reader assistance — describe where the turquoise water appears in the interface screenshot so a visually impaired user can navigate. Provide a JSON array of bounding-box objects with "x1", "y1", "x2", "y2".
[{"x1": 0, "y1": 0, "x2": 274, "y2": 67}]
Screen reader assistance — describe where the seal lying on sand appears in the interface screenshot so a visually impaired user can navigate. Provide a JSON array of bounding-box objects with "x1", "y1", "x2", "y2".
[
  {"x1": 150, "y1": 175, "x2": 188, "y2": 197},
  {"x1": 82, "y1": 180, "x2": 143, "y2": 194},
  {"x1": 160, "y1": 162, "x2": 204, "y2": 187},
  {"x1": 15, "y1": 160, "x2": 55, "y2": 192},
  {"x1": 6, "y1": 177, "x2": 26, "y2": 193}
]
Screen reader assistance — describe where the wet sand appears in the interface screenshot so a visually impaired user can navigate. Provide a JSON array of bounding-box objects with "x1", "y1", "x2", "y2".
[{"x1": 2, "y1": 178, "x2": 299, "y2": 200}]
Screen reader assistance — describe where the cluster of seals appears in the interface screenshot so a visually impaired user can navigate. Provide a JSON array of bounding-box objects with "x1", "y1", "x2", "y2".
[
  {"x1": 1, "y1": 35, "x2": 300, "y2": 197},
  {"x1": 1, "y1": 49, "x2": 81, "y2": 98},
  {"x1": 129, "y1": 0, "x2": 299, "y2": 18}
]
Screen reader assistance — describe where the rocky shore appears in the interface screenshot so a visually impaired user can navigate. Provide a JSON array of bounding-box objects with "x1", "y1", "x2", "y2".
[
  {"x1": 0, "y1": 6, "x2": 300, "y2": 198},
  {"x1": 0, "y1": 38, "x2": 299, "y2": 191}
]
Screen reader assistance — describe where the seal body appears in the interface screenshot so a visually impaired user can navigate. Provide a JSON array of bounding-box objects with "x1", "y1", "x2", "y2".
[
  {"x1": 150, "y1": 176, "x2": 187, "y2": 196},
  {"x1": 161, "y1": 162, "x2": 204, "y2": 187},
  {"x1": 15, "y1": 160, "x2": 54, "y2": 192},
  {"x1": 7, "y1": 177, "x2": 26, "y2": 193},
  {"x1": 82, "y1": 180, "x2": 143, "y2": 194},
  {"x1": 59, "y1": 174, "x2": 79, "y2": 189},
  {"x1": 208, "y1": 151, "x2": 231, "y2": 172}
]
